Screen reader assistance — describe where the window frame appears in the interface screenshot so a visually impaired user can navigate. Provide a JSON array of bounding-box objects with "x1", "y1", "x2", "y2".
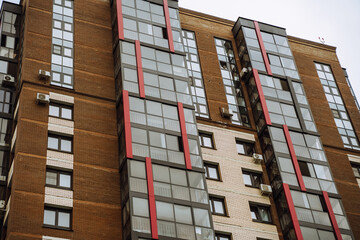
[
  {"x1": 47, "y1": 134, "x2": 73, "y2": 153},
  {"x1": 215, "y1": 232, "x2": 232, "y2": 240},
  {"x1": 236, "y1": 139, "x2": 255, "y2": 156},
  {"x1": 199, "y1": 131, "x2": 215, "y2": 149},
  {"x1": 45, "y1": 169, "x2": 72, "y2": 190},
  {"x1": 204, "y1": 162, "x2": 221, "y2": 181},
  {"x1": 49, "y1": 102, "x2": 73, "y2": 120},
  {"x1": 242, "y1": 170, "x2": 262, "y2": 188},
  {"x1": 249, "y1": 203, "x2": 272, "y2": 224},
  {"x1": 351, "y1": 163, "x2": 360, "y2": 179},
  {"x1": 43, "y1": 207, "x2": 72, "y2": 230},
  {"x1": 209, "y1": 195, "x2": 227, "y2": 216}
]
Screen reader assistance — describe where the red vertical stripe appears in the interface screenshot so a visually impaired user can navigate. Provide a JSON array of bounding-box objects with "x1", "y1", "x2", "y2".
[
  {"x1": 163, "y1": 0, "x2": 174, "y2": 52},
  {"x1": 135, "y1": 40, "x2": 145, "y2": 98},
  {"x1": 323, "y1": 191, "x2": 343, "y2": 240},
  {"x1": 283, "y1": 183, "x2": 304, "y2": 240},
  {"x1": 116, "y1": 0, "x2": 124, "y2": 40},
  {"x1": 146, "y1": 157, "x2": 158, "y2": 239},
  {"x1": 253, "y1": 68, "x2": 272, "y2": 125},
  {"x1": 177, "y1": 102, "x2": 192, "y2": 170},
  {"x1": 254, "y1": 21, "x2": 272, "y2": 75},
  {"x1": 122, "y1": 90, "x2": 133, "y2": 158},
  {"x1": 283, "y1": 125, "x2": 306, "y2": 192}
]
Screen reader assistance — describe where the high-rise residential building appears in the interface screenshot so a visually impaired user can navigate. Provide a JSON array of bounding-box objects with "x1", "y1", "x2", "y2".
[{"x1": 0, "y1": 0, "x2": 359, "y2": 240}]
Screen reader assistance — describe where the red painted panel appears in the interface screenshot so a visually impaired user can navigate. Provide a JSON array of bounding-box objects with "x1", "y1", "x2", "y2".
[
  {"x1": 146, "y1": 157, "x2": 158, "y2": 239},
  {"x1": 116, "y1": 0, "x2": 124, "y2": 40},
  {"x1": 323, "y1": 191, "x2": 343, "y2": 240},
  {"x1": 163, "y1": 0, "x2": 174, "y2": 52},
  {"x1": 122, "y1": 90, "x2": 133, "y2": 158},
  {"x1": 135, "y1": 40, "x2": 145, "y2": 98},
  {"x1": 254, "y1": 21, "x2": 272, "y2": 75},
  {"x1": 177, "y1": 102, "x2": 192, "y2": 170},
  {"x1": 283, "y1": 125, "x2": 306, "y2": 191},
  {"x1": 283, "y1": 183, "x2": 304, "y2": 240},
  {"x1": 253, "y1": 68, "x2": 272, "y2": 126}
]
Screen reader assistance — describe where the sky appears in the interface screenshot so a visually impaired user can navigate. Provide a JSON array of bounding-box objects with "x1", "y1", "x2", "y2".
[
  {"x1": 179, "y1": 0, "x2": 360, "y2": 103},
  {"x1": 1, "y1": 0, "x2": 359, "y2": 102}
]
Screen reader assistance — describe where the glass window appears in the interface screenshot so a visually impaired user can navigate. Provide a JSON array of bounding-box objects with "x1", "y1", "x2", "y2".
[
  {"x1": 46, "y1": 169, "x2": 72, "y2": 189},
  {"x1": 204, "y1": 162, "x2": 220, "y2": 180},
  {"x1": 43, "y1": 207, "x2": 71, "y2": 229},
  {"x1": 242, "y1": 171, "x2": 262, "y2": 187},
  {"x1": 215, "y1": 233, "x2": 231, "y2": 240},
  {"x1": 47, "y1": 134, "x2": 73, "y2": 153},
  {"x1": 236, "y1": 140, "x2": 255, "y2": 156},
  {"x1": 250, "y1": 204, "x2": 272, "y2": 223},
  {"x1": 49, "y1": 103, "x2": 73, "y2": 120},
  {"x1": 199, "y1": 132, "x2": 214, "y2": 148},
  {"x1": 209, "y1": 196, "x2": 226, "y2": 215},
  {"x1": 352, "y1": 163, "x2": 360, "y2": 178}
]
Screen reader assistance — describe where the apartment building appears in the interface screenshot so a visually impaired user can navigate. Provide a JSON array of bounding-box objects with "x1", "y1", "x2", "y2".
[{"x1": 0, "y1": 0, "x2": 359, "y2": 240}]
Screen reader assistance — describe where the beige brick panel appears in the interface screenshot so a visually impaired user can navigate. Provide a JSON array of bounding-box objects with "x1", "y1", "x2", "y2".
[
  {"x1": 43, "y1": 236, "x2": 70, "y2": 240},
  {"x1": 44, "y1": 195, "x2": 73, "y2": 208},
  {"x1": 48, "y1": 117, "x2": 74, "y2": 128},
  {"x1": 46, "y1": 150, "x2": 73, "y2": 170},
  {"x1": 49, "y1": 92, "x2": 74, "y2": 104},
  {"x1": 197, "y1": 124, "x2": 278, "y2": 239},
  {"x1": 48, "y1": 123, "x2": 74, "y2": 136},
  {"x1": 45, "y1": 187, "x2": 73, "y2": 199}
]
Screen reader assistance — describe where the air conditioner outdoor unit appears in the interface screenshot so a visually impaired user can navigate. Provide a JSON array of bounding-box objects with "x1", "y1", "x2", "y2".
[
  {"x1": 38, "y1": 69, "x2": 51, "y2": 82},
  {"x1": 260, "y1": 184, "x2": 272, "y2": 196},
  {"x1": 253, "y1": 153, "x2": 263, "y2": 164},
  {"x1": 220, "y1": 107, "x2": 233, "y2": 118},
  {"x1": 36, "y1": 93, "x2": 50, "y2": 104},
  {"x1": 2, "y1": 75, "x2": 15, "y2": 87},
  {"x1": 0, "y1": 200, "x2": 5, "y2": 209}
]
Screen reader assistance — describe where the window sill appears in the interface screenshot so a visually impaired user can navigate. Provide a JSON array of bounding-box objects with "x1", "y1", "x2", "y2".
[
  {"x1": 205, "y1": 177, "x2": 222, "y2": 182},
  {"x1": 211, "y1": 213, "x2": 229, "y2": 217},
  {"x1": 47, "y1": 148, "x2": 73, "y2": 154},
  {"x1": 251, "y1": 219, "x2": 273, "y2": 225},
  {"x1": 45, "y1": 184, "x2": 72, "y2": 191},
  {"x1": 245, "y1": 184, "x2": 261, "y2": 189},
  {"x1": 43, "y1": 224, "x2": 73, "y2": 231},
  {"x1": 201, "y1": 146, "x2": 216, "y2": 150}
]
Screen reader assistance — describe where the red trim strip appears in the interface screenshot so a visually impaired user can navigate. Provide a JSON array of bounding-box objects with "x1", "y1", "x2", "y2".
[
  {"x1": 323, "y1": 191, "x2": 343, "y2": 240},
  {"x1": 253, "y1": 68, "x2": 272, "y2": 125},
  {"x1": 116, "y1": 0, "x2": 124, "y2": 40},
  {"x1": 146, "y1": 157, "x2": 158, "y2": 239},
  {"x1": 135, "y1": 40, "x2": 145, "y2": 98},
  {"x1": 122, "y1": 90, "x2": 133, "y2": 158},
  {"x1": 283, "y1": 125, "x2": 306, "y2": 191},
  {"x1": 254, "y1": 21, "x2": 272, "y2": 75},
  {"x1": 163, "y1": 0, "x2": 174, "y2": 52},
  {"x1": 177, "y1": 102, "x2": 192, "y2": 170},
  {"x1": 283, "y1": 183, "x2": 304, "y2": 240}
]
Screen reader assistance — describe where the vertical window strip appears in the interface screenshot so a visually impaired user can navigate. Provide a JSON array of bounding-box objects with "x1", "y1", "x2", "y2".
[
  {"x1": 51, "y1": 0, "x2": 74, "y2": 89},
  {"x1": 146, "y1": 157, "x2": 158, "y2": 239},
  {"x1": 182, "y1": 30, "x2": 209, "y2": 118},
  {"x1": 322, "y1": 191, "x2": 342, "y2": 240},
  {"x1": 253, "y1": 21, "x2": 272, "y2": 75},
  {"x1": 177, "y1": 102, "x2": 192, "y2": 170},
  {"x1": 135, "y1": 40, "x2": 145, "y2": 98},
  {"x1": 214, "y1": 38, "x2": 251, "y2": 127},
  {"x1": 123, "y1": 90, "x2": 133, "y2": 158},
  {"x1": 315, "y1": 63, "x2": 360, "y2": 150},
  {"x1": 116, "y1": 0, "x2": 124, "y2": 40},
  {"x1": 163, "y1": 0, "x2": 174, "y2": 52}
]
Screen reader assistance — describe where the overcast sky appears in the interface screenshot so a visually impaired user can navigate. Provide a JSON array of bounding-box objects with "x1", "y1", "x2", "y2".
[
  {"x1": 179, "y1": 0, "x2": 360, "y2": 104},
  {"x1": 1, "y1": 0, "x2": 359, "y2": 103}
]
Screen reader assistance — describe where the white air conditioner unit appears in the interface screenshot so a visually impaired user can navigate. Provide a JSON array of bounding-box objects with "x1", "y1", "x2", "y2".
[
  {"x1": 0, "y1": 176, "x2": 6, "y2": 182},
  {"x1": 260, "y1": 184, "x2": 272, "y2": 196},
  {"x1": 220, "y1": 107, "x2": 233, "y2": 118},
  {"x1": 38, "y1": 69, "x2": 51, "y2": 82},
  {"x1": 2, "y1": 75, "x2": 15, "y2": 87},
  {"x1": 36, "y1": 93, "x2": 50, "y2": 104},
  {"x1": 253, "y1": 153, "x2": 263, "y2": 164},
  {"x1": 0, "y1": 200, "x2": 5, "y2": 209}
]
